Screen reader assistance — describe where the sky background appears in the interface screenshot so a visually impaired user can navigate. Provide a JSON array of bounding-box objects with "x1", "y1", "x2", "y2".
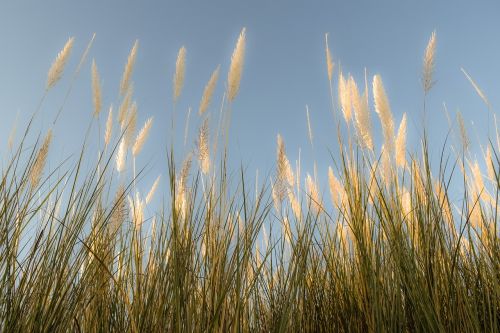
[{"x1": 1, "y1": 0, "x2": 499, "y2": 205}]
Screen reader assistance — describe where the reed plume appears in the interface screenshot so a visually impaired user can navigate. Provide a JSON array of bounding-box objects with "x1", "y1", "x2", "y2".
[
  {"x1": 401, "y1": 187, "x2": 412, "y2": 218},
  {"x1": 176, "y1": 154, "x2": 192, "y2": 219},
  {"x1": 30, "y1": 129, "x2": 53, "y2": 188},
  {"x1": 373, "y1": 75, "x2": 395, "y2": 154},
  {"x1": 328, "y1": 167, "x2": 340, "y2": 207},
  {"x1": 173, "y1": 46, "x2": 186, "y2": 103},
  {"x1": 227, "y1": 28, "x2": 246, "y2": 102},
  {"x1": 395, "y1": 113, "x2": 407, "y2": 168},
  {"x1": 422, "y1": 31, "x2": 436, "y2": 93},
  {"x1": 199, "y1": 66, "x2": 220, "y2": 115},
  {"x1": 276, "y1": 134, "x2": 294, "y2": 188},
  {"x1": 325, "y1": 33, "x2": 334, "y2": 83},
  {"x1": 338, "y1": 72, "x2": 352, "y2": 123},
  {"x1": 461, "y1": 68, "x2": 491, "y2": 108},
  {"x1": 197, "y1": 118, "x2": 210, "y2": 174},
  {"x1": 128, "y1": 192, "x2": 144, "y2": 229},
  {"x1": 91, "y1": 59, "x2": 102, "y2": 116},
  {"x1": 104, "y1": 106, "x2": 113, "y2": 146},
  {"x1": 288, "y1": 190, "x2": 301, "y2": 220},
  {"x1": 146, "y1": 175, "x2": 161, "y2": 204},
  {"x1": 178, "y1": 154, "x2": 192, "y2": 194},
  {"x1": 457, "y1": 112, "x2": 469, "y2": 151},
  {"x1": 120, "y1": 40, "x2": 138, "y2": 96},
  {"x1": 116, "y1": 138, "x2": 126, "y2": 173},
  {"x1": 118, "y1": 85, "x2": 133, "y2": 128},
  {"x1": 380, "y1": 144, "x2": 392, "y2": 186},
  {"x1": 328, "y1": 166, "x2": 347, "y2": 209},
  {"x1": 471, "y1": 160, "x2": 485, "y2": 196},
  {"x1": 485, "y1": 146, "x2": 495, "y2": 180},
  {"x1": 350, "y1": 76, "x2": 373, "y2": 150},
  {"x1": 132, "y1": 117, "x2": 153, "y2": 157},
  {"x1": 306, "y1": 173, "x2": 321, "y2": 213},
  {"x1": 110, "y1": 185, "x2": 126, "y2": 233},
  {"x1": 434, "y1": 181, "x2": 453, "y2": 227},
  {"x1": 47, "y1": 37, "x2": 74, "y2": 89},
  {"x1": 125, "y1": 102, "x2": 137, "y2": 146}
]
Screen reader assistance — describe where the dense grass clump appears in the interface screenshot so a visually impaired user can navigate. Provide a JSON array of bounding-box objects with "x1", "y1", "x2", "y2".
[{"x1": 0, "y1": 30, "x2": 499, "y2": 332}]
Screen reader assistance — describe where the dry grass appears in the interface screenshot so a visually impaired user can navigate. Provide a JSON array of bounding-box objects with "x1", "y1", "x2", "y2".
[{"x1": 0, "y1": 28, "x2": 499, "y2": 333}]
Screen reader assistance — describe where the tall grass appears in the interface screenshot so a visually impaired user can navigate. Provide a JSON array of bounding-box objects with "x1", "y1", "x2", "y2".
[{"x1": 0, "y1": 30, "x2": 499, "y2": 333}]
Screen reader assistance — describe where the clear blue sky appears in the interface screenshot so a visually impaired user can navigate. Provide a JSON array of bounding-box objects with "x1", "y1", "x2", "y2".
[{"x1": 1, "y1": 1, "x2": 499, "y2": 203}]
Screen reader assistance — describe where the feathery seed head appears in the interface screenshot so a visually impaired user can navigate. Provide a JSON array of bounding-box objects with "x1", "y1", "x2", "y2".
[
  {"x1": 30, "y1": 129, "x2": 53, "y2": 188},
  {"x1": 395, "y1": 113, "x2": 407, "y2": 168},
  {"x1": 350, "y1": 77, "x2": 373, "y2": 150},
  {"x1": 401, "y1": 187, "x2": 412, "y2": 218},
  {"x1": 457, "y1": 112, "x2": 469, "y2": 151},
  {"x1": 325, "y1": 33, "x2": 334, "y2": 82},
  {"x1": 173, "y1": 46, "x2": 187, "y2": 103},
  {"x1": 461, "y1": 68, "x2": 491, "y2": 108},
  {"x1": 110, "y1": 185, "x2": 126, "y2": 233},
  {"x1": 288, "y1": 190, "x2": 301, "y2": 220},
  {"x1": 132, "y1": 117, "x2": 153, "y2": 157},
  {"x1": 124, "y1": 102, "x2": 137, "y2": 146},
  {"x1": 128, "y1": 192, "x2": 144, "y2": 229},
  {"x1": 91, "y1": 59, "x2": 102, "y2": 116},
  {"x1": 105, "y1": 105, "x2": 113, "y2": 146},
  {"x1": 47, "y1": 37, "x2": 74, "y2": 89},
  {"x1": 227, "y1": 28, "x2": 246, "y2": 102},
  {"x1": 118, "y1": 84, "x2": 133, "y2": 128},
  {"x1": 120, "y1": 40, "x2": 138, "y2": 96},
  {"x1": 380, "y1": 144, "x2": 393, "y2": 186},
  {"x1": 373, "y1": 75, "x2": 395, "y2": 154},
  {"x1": 146, "y1": 175, "x2": 161, "y2": 205},
  {"x1": 485, "y1": 146, "x2": 495, "y2": 180},
  {"x1": 471, "y1": 160, "x2": 485, "y2": 196},
  {"x1": 328, "y1": 167, "x2": 340, "y2": 207},
  {"x1": 276, "y1": 134, "x2": 294, "y2": 189},
  {"x1": 197, "y1": 118, "x2": 210, "y2": 174},
  {"x1": 338, "y1": 72, "x2": 352, "y2": 123},
  {"x1": 306, "y1": 173, "x2": 321, "y2": 214},
  {"x1": 422, "y1": 31, "x2": 437, "y2": 93},
  {"x1": 116, "y1": 138, "x2": 126, "y2": 173},
  {"x1": 199, "y1": 66, "x2": 220, "y2": 115}
]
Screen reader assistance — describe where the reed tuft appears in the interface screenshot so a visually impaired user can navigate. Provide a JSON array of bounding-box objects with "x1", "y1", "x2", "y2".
[
  {"x1": 199, "y1": 66, "x2": 220, "y2": 115},
  {"x1": 227, "y1": 28, "x2": 246, "y2": 102},
  {"x1": 132, "y1": 117, "x2": 153, "y2": 157},
  {"x1": 46, "y1": 37, "x2": 74, "y2": 89},
  {"x1": 91, "y1": 59, "x2": 102, "y2": 116},
  {"x1": 373, "y1": 74, "x2": 395, "y2": 154},
  {"x1": 422, "y1": 31, "x2": 436, "y2": 93},
  {"x1": 120, "y1": 40, "x2": 138, "y2": 96},
  {"x1": 173, "y1": 46, "x2": 186, "y2": 103}
]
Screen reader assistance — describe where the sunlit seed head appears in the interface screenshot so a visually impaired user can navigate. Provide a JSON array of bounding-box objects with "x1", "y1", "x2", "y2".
[
  {"x1": 104, "y1": 105, "x2": 113, "y2": 146},
  {"x1": 373, "y1": 75, "x2": 395, "y2": 154},
  {"x1": 120, "y1": 40, "x2": 138, "y2": 96},
  {"x1": 199, "y1": 66, "x2": 220, "y2": 115},
  {"x1": 173, "y1": 46, "x2": 186, "y2": 103},
  {"x1": 132, "y1": 117, "x2": 153, "y2": 157},
  {"x1": 227, "y1": 28, "x2": 246, "y2": 102},
  {"x1": 395, "y1": 113, "x2": 407, "y2": 168},
  {"x1": 422, "y1": 31, "x2": 437, "y2": 93},
  {"x1": 47, "y1": 37, "x2": 74, "y2": 89},
  {"x1": 91, "y1": 59, "x2": 102, "y2": 116}
]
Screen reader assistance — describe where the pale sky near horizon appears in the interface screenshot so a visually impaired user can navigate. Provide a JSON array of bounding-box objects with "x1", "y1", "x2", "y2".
[{"x1": 1, "y1": 1, "x2": 499, "y2": 205}]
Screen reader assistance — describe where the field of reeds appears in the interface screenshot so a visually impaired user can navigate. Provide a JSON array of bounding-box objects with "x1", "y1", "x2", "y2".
[{"x1": 0, "y1": 29, "x2": 499, "y2": 332}]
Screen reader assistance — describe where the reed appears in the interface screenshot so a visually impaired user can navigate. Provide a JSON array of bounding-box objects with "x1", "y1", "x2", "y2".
[{"x1": 1, "y1": 28, "x2": 499, "y2": 333}]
